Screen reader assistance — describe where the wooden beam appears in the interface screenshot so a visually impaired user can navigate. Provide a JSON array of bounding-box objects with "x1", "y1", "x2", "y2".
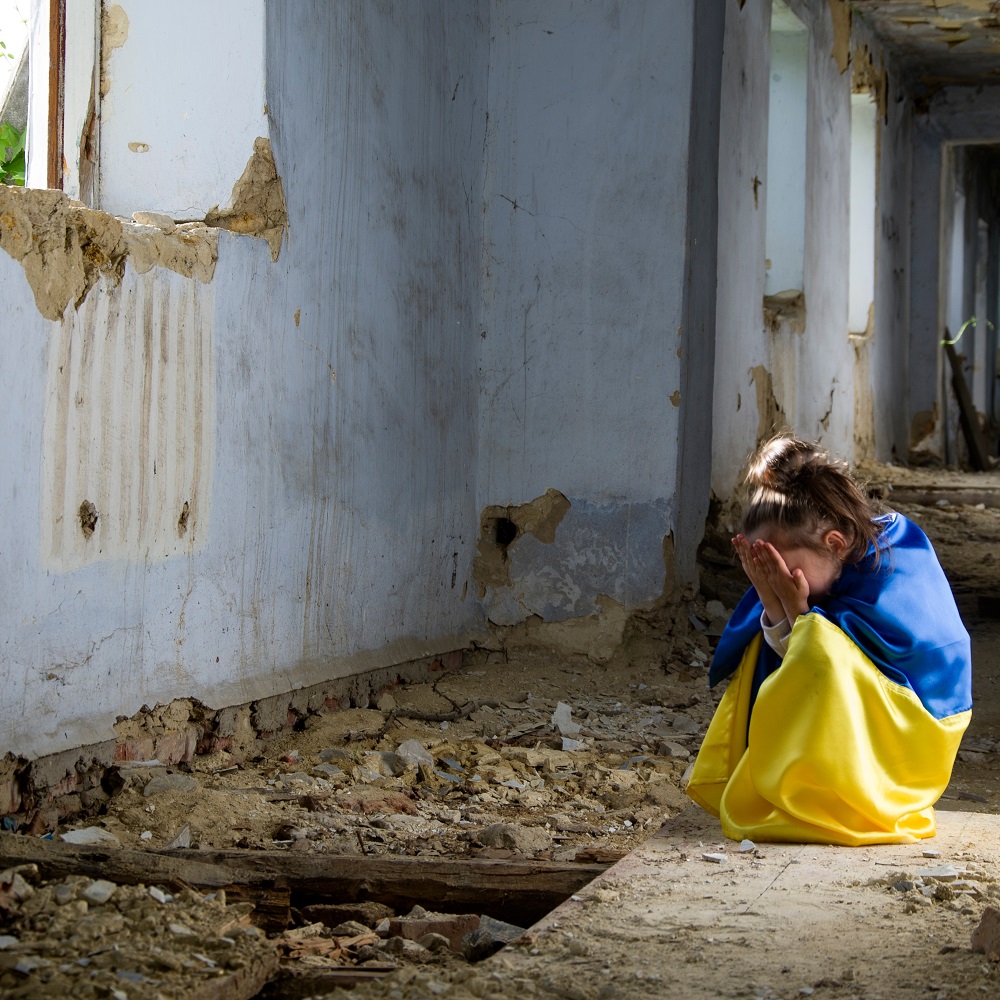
[
  {"x1": 944, "y1": 339, "x2": 994, "y2": 471},
  {"x1": 47, "y1": 0, "x2": 66, "y2": 190},
  {"x1": 0, "y1": 834, "x2": 609, "y2": 926}
]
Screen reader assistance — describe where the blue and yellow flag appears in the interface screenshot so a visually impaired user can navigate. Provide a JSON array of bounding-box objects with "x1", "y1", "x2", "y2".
[{"x1": 687, "y1": 514, "x2": 972, "y2": 845}]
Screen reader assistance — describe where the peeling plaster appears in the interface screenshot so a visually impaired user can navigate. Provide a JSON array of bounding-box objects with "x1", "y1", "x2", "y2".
[
  {"x1": 829, "y1": 0, "x2": 852, "y2": 72},
  {"x1": 750, "y1": 363, "x2": 788, "y2": 443},
  {"x1": 473, "y1": 488, "x2": 571, "y2": 596},
  {"x1": 853, "y1": 44, "x2": 889, "y2": 121},
  {"x1": 100, "y1": 4, "x2": 130, "y2": 99},
  {"x1": 0, "y1": 186, "x2": 217, "y2": 321},
  {"x1": 204, "y1": 137, "x2": 288, "y2": 262}
]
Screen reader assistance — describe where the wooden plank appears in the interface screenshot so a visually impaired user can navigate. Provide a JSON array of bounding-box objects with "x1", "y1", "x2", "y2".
[
  {"x1": 0, "y1": 834, "x2": 608, "y2": 926},
  {"x1": 944, "y1": 340, "x2": 994, "y2": 471}
]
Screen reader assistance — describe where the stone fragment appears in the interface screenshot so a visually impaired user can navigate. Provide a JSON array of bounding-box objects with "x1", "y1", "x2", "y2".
[
  {"x1": 914, "y1": 865, "x2": 962, "y2": 882},
  {"x1": 53, "y1": 882, "x2": 76, "y2": 905},
  {"x1": 738, "y1": 839, "x2": 756, "y2": 853},
  {"x1": 364, "y1": 751, "x2": 407, "y2": 777},
  {"x1": 387, "y1": 910, "x2": 480, "y2": 951},
  {"x1": 143, "y1": 773, "x2": 198, "y2": 797},
  {"x1": 702, "y1": 853, "x2": 727, "y2": 864},
  {"x1": 657, "y1": 741, "x2": 691, "y2": 759},
  {"x1": 165, "y1": 824, "x2": 191, "y2": 849},
  {"x1": 330, "y1": 920, "x2": 371, "y2": 937},
  {"x1": 418, "y1": 932, "x2": 452, "y2": 952},
  {"x1": 971, "y1": 906, "x2": 1000, "y2": 961},
  {"x1": 462, "y1": 915, "x2": 526, "y2": 961},
  {"x1": 379, "y1": 936, "x2": 429, "y2": 957},
  {"x1": 60, "y1": 826, "x2": 120, "y2": 845},
  {"x1": 922, "y1": 849, "x2": 941, "y2": 858},
  {"x1": 319, "y1": 747, "x2": 353, "y2": 762},
  {"x1": 313, "y1": 763, "x2": 344, "y2": 778},
  {"x1": 0, "y1": 935, "x2": 17, "y2": 949},
  {"x1": 149, "y1": 886, "x2": 172, "y2": 903},
  {"x1": 671, "y1": 715, "x2": 700, "y2": 734},
  {"x1": 396, "y1": 740, "x2": 434, "y2": 768},
  {"x1": 892, "y1": 880, "x2": 915, "y2": 892},
  {"x1": 552, "y1": 702, "x2": 582, "y2": 735},
  {"x1": 81, "y1": 879, "x2": 117, "y2": 905},
  {"x1": 479, "y1": 823, "x2": 552, "y2": 854}
]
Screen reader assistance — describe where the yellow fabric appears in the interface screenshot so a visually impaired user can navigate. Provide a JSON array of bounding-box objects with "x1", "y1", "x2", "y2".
[{"x1": 686, "y1": 613, "x2": 971, "y2": 846}]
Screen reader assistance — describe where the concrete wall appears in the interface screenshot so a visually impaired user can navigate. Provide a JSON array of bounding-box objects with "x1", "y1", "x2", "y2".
[
  {"x1": 476, "y1": 0, "x2": 723, "y2": 623},
  {"x1": 98, "y1": 1, "x2": 268, "y2": 218},
  {"x1": 712, "y1": 0, "x2": 854, "y2": 503},
  {"x1": 2, "y1": 1, "x2": 490, "y2": 759}
]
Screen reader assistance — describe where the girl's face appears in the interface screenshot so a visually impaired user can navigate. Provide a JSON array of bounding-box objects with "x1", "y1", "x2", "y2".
[{"x1": 749, "y1": 528, "x2": 847, "y2": 599}]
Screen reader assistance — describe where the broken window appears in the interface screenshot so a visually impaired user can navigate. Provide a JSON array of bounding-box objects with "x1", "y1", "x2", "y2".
[
  {"x1": 848, "y1": 90, "x2": 877, "y2": 336},
  {"x1": 764, "y1": 0, "x2": 808, "y2": 299}
]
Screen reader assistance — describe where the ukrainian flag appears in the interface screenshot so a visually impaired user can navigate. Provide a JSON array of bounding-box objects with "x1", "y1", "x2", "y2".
[{"x1": 687, "y1": 514, "x2": 972, "y2": 846}]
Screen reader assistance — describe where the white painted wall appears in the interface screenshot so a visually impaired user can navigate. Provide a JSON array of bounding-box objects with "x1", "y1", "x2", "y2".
[
  {"x1": 98, "y1": 0, "x2": 268, "y2": 218},
  {"x1": 712, "y1": 0, "x2": 772, "y2": 500},
  {"x1": 477, "y1": 0, "x2": 710, "y2": 621},
  {"x1": 764, "y1": 4, "x2": 808, "y2": 297},
  {"x1": 849, "y1": 93, "x2": 877, "y2": 334},
  {"x1": 713, "y1": 0, "x2": 854, "y2": 500},
  {"x1": 4, "y1": 1, "x2": 492, "y2": 759}
]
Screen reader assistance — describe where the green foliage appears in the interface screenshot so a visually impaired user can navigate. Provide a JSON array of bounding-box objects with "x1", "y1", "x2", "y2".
[{"x1": 0, "y1": 122, "x2": 25, "y2": 186}]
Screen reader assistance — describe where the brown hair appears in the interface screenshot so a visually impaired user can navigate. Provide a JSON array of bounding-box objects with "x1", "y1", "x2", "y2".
[{"x1": 740, "y1": 436, "x2": 883, "y2": 565}]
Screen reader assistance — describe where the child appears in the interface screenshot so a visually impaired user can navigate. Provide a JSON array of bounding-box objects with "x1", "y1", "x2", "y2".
[{"x1": 686, "y1": 436, "x2": 972, "y2": 845}]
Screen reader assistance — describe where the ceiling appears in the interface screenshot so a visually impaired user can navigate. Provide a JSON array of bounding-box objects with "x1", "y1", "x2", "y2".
[{"x1": 851, "y1": 1, "x2": 1000, "y2": 85}]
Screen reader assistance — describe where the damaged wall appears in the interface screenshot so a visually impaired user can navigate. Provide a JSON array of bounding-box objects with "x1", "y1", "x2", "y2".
[
  {"x1": 713, "y1": 0, "x2": 871, "y2": 503},
  {"x1": 477, "y1": 0, "x2": 723, "y2": 622},
  {"x1": 1, "y1": 1, "x2": 490, "y2": 760},
  {"x1": 97, "y1": 1, "x2": 269, "y2": 218}
]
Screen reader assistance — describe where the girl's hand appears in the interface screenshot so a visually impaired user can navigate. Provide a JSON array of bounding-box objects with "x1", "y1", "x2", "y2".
[
  {"x1": 750, "y1": 539, "x2": 810, "y2": 624},
  {"x1": 732, "y1": 535, "x2": 786, "y2": 627}
]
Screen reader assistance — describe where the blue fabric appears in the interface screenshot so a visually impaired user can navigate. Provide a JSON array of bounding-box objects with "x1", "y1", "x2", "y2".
[{"x1": 708, "y1": 513, "x2": 972, "y2": 721}]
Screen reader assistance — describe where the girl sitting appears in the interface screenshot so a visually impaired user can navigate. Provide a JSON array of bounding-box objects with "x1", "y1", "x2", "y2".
[{"x1": 686, "y1": 436, "x2": 972, "y2": 845}]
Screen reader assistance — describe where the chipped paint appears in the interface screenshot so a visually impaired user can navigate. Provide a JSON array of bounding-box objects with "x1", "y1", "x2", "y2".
[
  {"x1": 750, "y1": 364, "x2": 788, "y2": 443},
  {"x1": 204, "y1": 137, "x2": 288, "y2": 262},
  {"x1": 100, "y1": 3, "x2": 130, "y2": 99},
  {"x1": 473, "y1": 489, "x2": 571, "y2": 596},
  {"x1": 41, "y1": 269, "x2": 215, "y2": 570},
  {"x1": 0, "y1": 186, "x2": 217, "y2": 321}
]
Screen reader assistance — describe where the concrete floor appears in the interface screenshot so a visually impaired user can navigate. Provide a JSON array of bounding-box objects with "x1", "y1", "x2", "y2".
[{"x1": 486, "y1": 806, "x2": 1000, "y2": 999}]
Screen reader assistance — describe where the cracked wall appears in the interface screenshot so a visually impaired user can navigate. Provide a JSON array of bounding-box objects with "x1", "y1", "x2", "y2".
[{"x1": 477, "y1": 0, "x2": 699, "y2": 608}]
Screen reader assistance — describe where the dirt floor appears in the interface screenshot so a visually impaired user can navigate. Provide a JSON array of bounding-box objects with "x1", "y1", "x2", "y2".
[{"x1": 2, "y1": 465, "x2": 1000, "y2": 997}]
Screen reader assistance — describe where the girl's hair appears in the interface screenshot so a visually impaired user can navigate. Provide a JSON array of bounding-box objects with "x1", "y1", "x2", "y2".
[{"x1": 740, "y1": 436, "x2": 882, "y2": 565}]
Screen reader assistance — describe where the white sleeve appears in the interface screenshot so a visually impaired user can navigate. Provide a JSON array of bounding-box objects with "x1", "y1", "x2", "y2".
[{"x1": 760, "y1": 611, "x2": 791, "y2": 659}]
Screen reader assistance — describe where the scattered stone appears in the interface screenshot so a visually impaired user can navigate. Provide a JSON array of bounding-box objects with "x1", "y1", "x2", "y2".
[
  {"x1": 479, "y1": 823, "x2": 552, "y2": 854},
  {"x1": 552, "y1": 702, "x2": 582, "y2": 735},
  {"x1": 914, "y1": 865, "x2": 963, "y2": 882},
  {"x1": 0, "y1": 935, "x2": 17, "y2": 949},
  {"x1": 397, "y1": 740, "x2": 435, "y2": 768},
  {"x1": 702, "y1": 853, "x2": 727, "y2": 864},
  {"x1": 705, "y1": 600, "x2": 727, "y2": 617},
  {"x1": 60, "y1": 827, "x2": 120, "y2": 846},
  {"x1": 143, "y1": 773, "x2": 198, "y2": 797},
  {"x1": 364, "y1": 751, "x2": 407, "y2": 777},
  {"x1": 81, "y1": 880, "x2": 117, "y2": 905},
  {"x1": 418, "y1": 932, "x2": 452, "y2": 952},
  {"x1": 313, "y1": 763, "x2": 344, "y2": 778},
  {"x1": 971, "y1": 905, "x2": 1000, "y2": 961},
  {"x1": 53, "y1": 883, "x2": 76, "y2": 905},
  {"x1": 149, "y1": 886, "x2": 172, "y2": 904},
  {"x1": 738, "y1": 839, "x2": 756, "y2": 853},
  {"x1": 319, "y1": 747, "x2": 353, "y2": 762},
  {"x1": 892, "y1": 880, "x2": 915, "y2": 892},
  {"x1": 388, "y1": 910, "x2": 480, "y2": 951},
  {"x1": 462, "y1": 914, "x2": 526, "y2": 961},
  {"x1": 670, "y1": 715, "x2": 700, "y2": 734},
  {"x1": 561, "y1": 737, "x2": 587, "y2": 751},
  {"x1": 922, "y1": 849, "x2": 941, "y2": 858},
  {"x1": 164, "y1": 824, "x2": 192, "y2": 849}
]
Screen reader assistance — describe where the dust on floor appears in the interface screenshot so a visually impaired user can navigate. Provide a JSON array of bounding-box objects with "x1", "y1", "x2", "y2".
[{"x1": 2, "y1": 464, "x2": 1000, "y2": 997}]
